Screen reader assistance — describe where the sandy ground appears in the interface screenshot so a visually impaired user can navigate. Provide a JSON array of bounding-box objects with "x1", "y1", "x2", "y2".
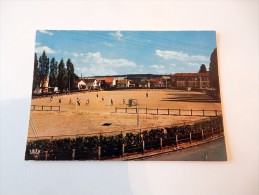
[{"x1": 27, "y1": 90, "x2": 222, "y2": 138}]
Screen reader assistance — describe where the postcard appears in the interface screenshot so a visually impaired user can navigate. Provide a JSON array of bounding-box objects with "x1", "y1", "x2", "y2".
[{"x1": 25, "y1": 30, "x2": 227, "y2": 161}]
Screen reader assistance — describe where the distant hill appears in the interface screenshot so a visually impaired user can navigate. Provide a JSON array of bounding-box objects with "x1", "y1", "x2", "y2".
[{"x1": 92, "y1": 74, "x2": 168, "y2": 79}]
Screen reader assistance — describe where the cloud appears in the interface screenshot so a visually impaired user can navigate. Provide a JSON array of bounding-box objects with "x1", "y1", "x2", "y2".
[
  {"x1": 82, "y1": 52, "x2": 137, "y2": 67},
  {"x1": 38, "y1": 30, "x2": 54, "y2": 36},
  {"x1": 71, "y1": 52, "x2": 79, "y2": 57},
  {"x1": 76, "y1": 52, "x2": 138, "y2": 76},
  {"x1": 188, "y1": 62, "x2": 199, "y2": 66},
  {"x1": 150, "y1": 64, "x2": 165, "y2": 69},
  {"x1": 155, "y1": 49, "x2": 209, "y2": 62},
  {"x1": 35, "y1": 46, "x2": 56, "y2": 54},
  {"x1": 150, "y1": 64, "x2": 166, "y2": 74},
  {"x1": 110, "y1": 31, "x2": 123, "y2": 40}
]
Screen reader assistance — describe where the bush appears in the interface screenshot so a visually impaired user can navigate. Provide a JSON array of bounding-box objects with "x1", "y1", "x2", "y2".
[{"x1": 25, "y1": 116, "x2": 223, "y2": 160}]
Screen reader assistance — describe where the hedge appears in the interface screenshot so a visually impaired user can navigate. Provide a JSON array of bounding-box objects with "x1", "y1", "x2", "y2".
[{"x1": 25, "y1": 116, "x2": 223, "y2": 160}]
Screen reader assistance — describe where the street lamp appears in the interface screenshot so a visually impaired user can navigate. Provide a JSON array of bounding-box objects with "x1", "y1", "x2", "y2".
[
  {"x1": 136, "y1": 99, "x2": 139, "y2": 126},
  {"x1": 129, "y1": 98, "x2": 140, "y2": 126}
]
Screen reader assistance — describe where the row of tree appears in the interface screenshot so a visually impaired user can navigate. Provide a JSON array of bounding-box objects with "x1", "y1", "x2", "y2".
[{"x1": 32, "y1": 51, "x2": 78, "y2": 94}]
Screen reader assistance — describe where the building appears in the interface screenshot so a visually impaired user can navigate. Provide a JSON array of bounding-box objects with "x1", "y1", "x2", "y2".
[
  {"x1": 171, "y1": 73, "x2": 210, "y2": 89},
  {"x1": 83, "y1": 78, "x2": 98, "y2": 89},
  {"x1": 138, "y1": 79, "x2": 150, "y2": 88},
  {"x1": 116, "y1": 79, "x2": 130, "y2": 88},
  {"x1": 148, "y1": 78, "x2": 164, "y2": 88},
  {"x1": 105, "y1": 77, "x2": 116, "y2": 88},
  {"x1": 74, "y1": 80, "x2": 87, "y2": 90}
]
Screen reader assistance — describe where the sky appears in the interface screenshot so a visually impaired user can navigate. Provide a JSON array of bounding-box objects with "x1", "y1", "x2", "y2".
[{"x1": 34, "y1": 30, "x2": 216, "y2": 77}]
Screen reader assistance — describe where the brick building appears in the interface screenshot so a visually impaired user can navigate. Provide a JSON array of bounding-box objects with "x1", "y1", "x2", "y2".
[{"x1": 171, "y1": 72, "x2": 210, "y2": 89}]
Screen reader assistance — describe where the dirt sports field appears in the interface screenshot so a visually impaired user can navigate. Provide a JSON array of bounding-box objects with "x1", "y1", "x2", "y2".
[{"x1": 27, "y1": 90, "x2": 222, "y2": 138}]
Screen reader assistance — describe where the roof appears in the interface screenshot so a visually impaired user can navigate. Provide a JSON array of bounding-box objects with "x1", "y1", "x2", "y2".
[
  {"x1": 172, "y1": 73, "x2": 209, "y2": 77},
  {"x1": 117, "y1": 79, "x2": 128, "y2": 84},
  {"x1": 149, "y1": 78, "x2": 162, "y2": 83},
  {"x1": 105, "y1": 77, "x2": 115, "y2": 83},
  {"x1": 74, "y1": 80, "x2": 85, "y2": 84},
  {"x1": 83, "y1": 78, "x2": 96, "y2": 83}
]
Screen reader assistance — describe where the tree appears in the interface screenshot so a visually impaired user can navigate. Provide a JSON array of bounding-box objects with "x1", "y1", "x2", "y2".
[
  {"x1": 38, "y1": 51, "x2": 49, "y2": 94},
  {"x1": 32, "y1": 53, "x2": 40, "y2": 93},
  {"x1": 209, "y1": 48, "x2": 220, "y2": 93},
  {"x1": 49, "y1": 57, "x2": 58, "y2": 87},
  {"x1": 57, "y1": 59, "x2": 68, "y2": 92},
  {"x1": 66, "y1": 59, "x2": 75, "y2": 91},
  {"x1": 199, "y1": 64, "x2": 207, "y2": 73}
]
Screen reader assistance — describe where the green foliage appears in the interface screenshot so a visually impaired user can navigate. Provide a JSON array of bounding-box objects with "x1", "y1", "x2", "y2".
[
  {"x1": 49, "y1": 57, "x2": 58, "y2": 87},
  {"x1": 25, "y1": 117, "x2": 224, "y2": 160},
  {"x1": 38, "y1": 51, "x2": 50, "y2": 94},
  {"x1": 58, "y1": 59, "x2": 68, "y2": 92},
  {"x1": 32, "y1": 53, "x2": 40, "y2": 93},
  {"x1": 66, "y1": 59, "x2": 75, "y2": 91},
  {"x1": 199, "y1": 64, "x2": 207, "y2": 73},
  {"x1": 209, "y1": 48, "x2": 220, "y2": 93}
]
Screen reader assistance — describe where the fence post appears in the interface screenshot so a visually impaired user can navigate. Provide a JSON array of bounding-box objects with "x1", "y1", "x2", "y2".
[
  {"x1": 215, "y1": 110, "x2": 217, "y2": 116},
  {"x1": 126, "y1": 107, "x2": 127, "y2": 113},
  {"x1": 176, "y1": 135, "x2": 178, "y2": 148},
  {"x1": 59, "y1": 106, "x2": 61, "y2": 112},
  {"x1": 122, "y1": 144, "x2": 125, "y2": 157},
  {"x1": 142, "y1": 141, "x2": 145, "y2": 154},
  {"x1": 179, "y1": 109, "x2": 181, "y2": 116},
  {"x1": 168, "y1": 108, "x2": 169, "y2": 115},
  {"x1": 44, "y1": 151, "x2": 48, "y2": 160},
  {"x1": 51, "y1": 106, "x2": 52, "y2": 111},
  {"x1": 203, "y1": 109, "x2": 205, "y2": 116},
  {"x1": 98, "y1": 146, "x2": 101, "y2": 160},
  {"x1": 189, "y1": 132, "x2": 192, "y2": 145},
  {"x1": 42, "y1": 105, "x2": 43, "y2": 111},
  {"x1": 160, "y1": 138, "x2": 163, "y2": 150},
  {"x1": 157, "y1": 108, "x2": 159, "y2": 115},
  {"x1": 136, "y1": 108, "x2": 137, "y2": 114},
  {"x1": 146, "y1": 108, "x2": 147, "y2": 114},
  {"x1": 72, "y1": 149, "x2": 75, "y2": 160},
  {"x1": 115, "y1": 107, "x2": 117, "y2": 113},
  {"x1": 191, "y1": 109, "x2": 192, "y2": 116},
  {"x1": 201, "y1": 130, "x2": 204, "y2": 141}
]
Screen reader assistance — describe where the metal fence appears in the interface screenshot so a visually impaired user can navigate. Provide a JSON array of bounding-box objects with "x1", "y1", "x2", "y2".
[
  {"x1": 115, "y1": 107, "x2": 222, "y2": 117},
  {"x1": 31, "y1": 105, "x2": 61, "y2": 111}
]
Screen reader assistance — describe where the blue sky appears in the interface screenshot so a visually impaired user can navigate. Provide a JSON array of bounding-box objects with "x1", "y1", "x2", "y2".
[{"x1": 35, "y1": 30, "x2": 216, "y2": 77}]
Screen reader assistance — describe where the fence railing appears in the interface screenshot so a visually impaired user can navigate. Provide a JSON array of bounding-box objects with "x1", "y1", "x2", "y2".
[
  {"x1": 115, "y1": 107, "x2": 222, "y2": 117},
  {"x1": 27, "y1": 118, "x2": 211, "y2": 140},
  {"x1": 25, "y1": 116, "x2": 224, "y2": 160},
  {"x1": 31, "y1": 105, "x2": 61, "y2": 111}
]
